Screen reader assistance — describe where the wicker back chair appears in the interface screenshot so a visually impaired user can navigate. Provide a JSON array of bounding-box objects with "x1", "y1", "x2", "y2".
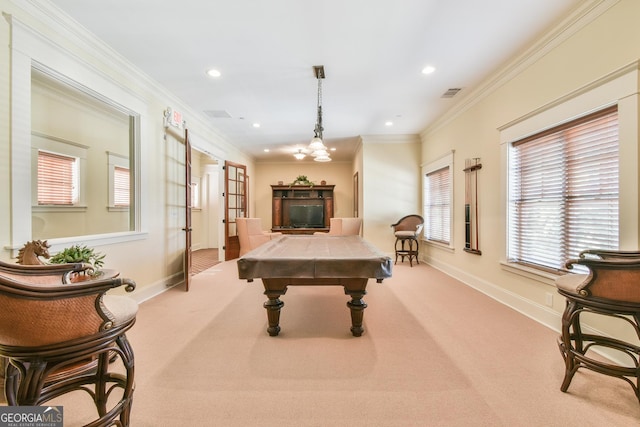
[
  {"x1": 555, "y1": 249, "x2": 640, "y2": 404},
  {"x1": 0, "y1": 262, "x2": 137, "y2": 426}
]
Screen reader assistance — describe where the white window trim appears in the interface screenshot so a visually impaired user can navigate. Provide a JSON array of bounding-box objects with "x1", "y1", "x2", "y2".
[
  {"x1": 498, "y1": 60, "x2": 640, "y2": 280},
  {"x1": 422, "y1": 149, "x2": 455, "y2": 251}
]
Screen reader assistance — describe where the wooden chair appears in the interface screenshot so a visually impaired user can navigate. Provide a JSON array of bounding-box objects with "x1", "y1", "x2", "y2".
[
  {"x1": 390, "y1": 215, "x2": 424, "y2": 266},
  {"x1": 0, "y1": 259, "x2": 92, "y2": 282},
  {"x1": 315, "y1": 218, "x2": 362, "y2": 236},
  {"x1": 0, "y1": 263, "x2": 137, "y2": 426},
  {"x1": 237, "y1": 218, "x2": 282, "y2": 257},
  {"x1": 555, "y1": 249, "x2": 640, "y2": 404}
]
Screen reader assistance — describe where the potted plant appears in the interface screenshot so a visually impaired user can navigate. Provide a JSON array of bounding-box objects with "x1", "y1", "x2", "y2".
[
  {"x1": 290, "y1": 175, "x2": 314, "y2": 187},
  {"x1": 48, "y1": 244, "x2": 106, "y2": 280}
]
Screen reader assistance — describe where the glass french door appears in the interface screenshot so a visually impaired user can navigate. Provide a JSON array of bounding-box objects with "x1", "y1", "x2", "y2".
[
  {"x1": 183, "y1": 129, "x2": 193, "y2": 291},
  {"x1": 224, "y1": 161, "x2": 247, "y2": 260}
]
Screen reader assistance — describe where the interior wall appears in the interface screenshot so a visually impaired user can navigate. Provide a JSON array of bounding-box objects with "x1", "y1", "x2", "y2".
[
  {"x1": 361, "y1": 136, "x2": 421, "y2": 254},
  {"x1": 420, "y1": 0, "x2": 640, "y2": 338},
  {"x1": 254, "y1": 161, "x2": 354, "y2": 231}
]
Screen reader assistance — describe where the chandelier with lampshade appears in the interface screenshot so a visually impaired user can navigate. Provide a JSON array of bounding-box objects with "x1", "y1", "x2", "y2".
[{"x1": 294, "y1": 65, "x2": 331, "y2": 162}]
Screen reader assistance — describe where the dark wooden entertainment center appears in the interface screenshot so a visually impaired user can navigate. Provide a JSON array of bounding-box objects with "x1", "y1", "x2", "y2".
[{"x1": 271, "y1": 184, "x2": 334, "y2": 234}]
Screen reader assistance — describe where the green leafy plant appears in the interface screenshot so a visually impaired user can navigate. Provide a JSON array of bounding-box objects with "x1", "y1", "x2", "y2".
[
  {"x1": 290, "y1": 175, "x2": 314, "y2": 186},
  {"x1": 49, "y1": 244, "x2": 106, "y2": 274}
]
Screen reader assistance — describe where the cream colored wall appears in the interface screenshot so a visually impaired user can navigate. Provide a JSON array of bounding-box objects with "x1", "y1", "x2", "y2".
[
  {"x1": 0, "y1": 0, "x2": 252, "y2": 300},
  {"x1": 254, "y1": 162, "x2": 355, "y2": 230},
  {"x1": 420, "y1": 0, "x2": 640, "y2": 342},
  {"x1": 361, "y1": 136, "x2": 421, "y2": 254}
]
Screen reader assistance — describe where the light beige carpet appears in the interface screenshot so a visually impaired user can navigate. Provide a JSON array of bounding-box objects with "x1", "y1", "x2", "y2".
[{"x1": 39, "y1": 260, "x2": 640, "y2": 426}]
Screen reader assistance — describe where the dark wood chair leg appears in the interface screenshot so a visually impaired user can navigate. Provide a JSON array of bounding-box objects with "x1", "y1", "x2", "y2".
[{"x1": 559, "y1": 300, "x2": 580, "y2": 392}]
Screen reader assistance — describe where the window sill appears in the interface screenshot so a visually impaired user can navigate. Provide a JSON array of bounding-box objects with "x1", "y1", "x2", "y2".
[
  {"x1": 45, "y1": 231, "x2": 148, "y2": 249},
  {"x1": 423, "y1": 239, "x2": 455, "y2": 253},
  {"x1": 499, "y1": 260, "x2": 560, "y2": 286},
  {"x1": 107, "y1": 206, "x2": 130, "y2": 212},
  {"x1": 32, "y1": 205, "x2": 87, "y2": 213}
]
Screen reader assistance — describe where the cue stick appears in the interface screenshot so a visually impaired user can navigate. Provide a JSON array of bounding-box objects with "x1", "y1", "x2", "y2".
[
  {"x1": 464, "y1": 159, "x2": 471, "y2": 249},
  {"x1": 474, "y1": 158, "x2": 479, "y2": 251}
]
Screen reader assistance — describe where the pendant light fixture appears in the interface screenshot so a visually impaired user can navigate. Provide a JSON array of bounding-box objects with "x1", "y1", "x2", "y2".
[
  {"x1": 309, "y1": 65, "x2": 331, "y2": 162},
  {"x1": 293, "y1": 149, "x2": 306, "y2": 160}
]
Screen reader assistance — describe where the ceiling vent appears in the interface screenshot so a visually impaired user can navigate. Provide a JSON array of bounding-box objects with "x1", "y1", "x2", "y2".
[
  {"x1": 441, "y1": 88, "x2": 462, "y2": 98},
  {"x1": 204, "y1": 110, "x2": 232, "y2": 119}
]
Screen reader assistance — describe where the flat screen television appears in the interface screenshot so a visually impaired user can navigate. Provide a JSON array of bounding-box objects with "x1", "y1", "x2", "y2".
[{"x1": 289, "y1": 205, "x2": 324, "y2": 228}]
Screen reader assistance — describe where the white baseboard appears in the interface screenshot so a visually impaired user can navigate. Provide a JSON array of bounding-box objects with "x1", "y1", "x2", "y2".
[{"x1": 129, "y1": 272, "x2": 184, "y2": 304}]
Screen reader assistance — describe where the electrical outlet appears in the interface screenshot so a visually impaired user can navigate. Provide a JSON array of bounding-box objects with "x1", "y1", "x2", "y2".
[{"x1": 545, "y1": 292, "x2": 553, "y2": 307}]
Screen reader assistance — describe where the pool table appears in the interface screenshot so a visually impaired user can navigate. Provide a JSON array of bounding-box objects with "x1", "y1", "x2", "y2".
[{"x1": 237, "y1": 234, "x2": 392, "y2": 336}]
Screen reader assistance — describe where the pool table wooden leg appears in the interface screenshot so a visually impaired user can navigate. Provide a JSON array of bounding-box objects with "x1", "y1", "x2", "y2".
[
  {"x1": 263, "y1": 287, "x2": 287, "y2": 336},
  {"x1": 344, "y1": 281, "x2": 368, "y2": 337}
]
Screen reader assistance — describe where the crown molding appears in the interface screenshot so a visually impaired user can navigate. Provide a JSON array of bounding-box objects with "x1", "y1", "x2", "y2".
[
  {"x1": 421, "y1": 0, "x2": 621, "y2": 138},
  {"x1": 360, "y1": 134, "x2": 420, "y2": 144}
]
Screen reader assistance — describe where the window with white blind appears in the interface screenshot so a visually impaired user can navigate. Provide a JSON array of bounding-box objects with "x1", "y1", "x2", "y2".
[
  {"x1": 37, "y1": 150, "x2": 78, "y2": 205},
  {"x1": 507, "y1": 106, "x2": 619, "y2": 272},
  {"x1": 423, "y1": 151, "x2": 454, "y2": 248},
  {"x1": 113, "y1": 166, "x2": 130, "y2": 207},
  {"x1": 108, "y1": 152, "x2": 130, "y2": 210}
]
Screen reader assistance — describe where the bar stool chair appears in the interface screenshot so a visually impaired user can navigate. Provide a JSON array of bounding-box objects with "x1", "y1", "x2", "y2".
[
  {"x1": 0, "y1": 265, "x2": 138, "y2": 426},
  {"x1": 391, "y1": 215, "x2": 424, "y2": 267},
  {"x1": 555, "y1": 249, "x2": 640, "y2": 404}
]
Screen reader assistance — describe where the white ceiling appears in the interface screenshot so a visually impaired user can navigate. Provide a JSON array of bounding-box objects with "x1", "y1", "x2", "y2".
[{"x1": 47, "y1": 0, "x2": 583, "y2": 162}]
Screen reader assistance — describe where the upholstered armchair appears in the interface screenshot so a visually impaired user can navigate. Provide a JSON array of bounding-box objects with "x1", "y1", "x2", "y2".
[
  {"x1": 318, "y1": 217, "x2": 362, "y2": 236},
  {"x1": 237, "y1": 218, "x2": 282, "y2": 256},
  {"x1": 0, "y1": 261, "x2": 138, "y2": 426}
]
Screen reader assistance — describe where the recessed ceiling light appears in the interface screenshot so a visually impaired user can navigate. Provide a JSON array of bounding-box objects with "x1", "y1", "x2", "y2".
[
  {"x1": 421, "y1": 65, "x2": 436, "y2": 75},
  {"x1": 385, "y1": 121, "x2": 393, "y2": 126},
  {"x1": 263, "y1": 149, "x2": 270, "y2": 153},
  {"x1": 206, "y1": 68, "x2": 221, "y2": 78},
  {"x1": 330, "y1": 147, "x2": 336, "y2": 151},
  {"x1": 253, "y1": 123, "x2": 260, "y2": 128}
]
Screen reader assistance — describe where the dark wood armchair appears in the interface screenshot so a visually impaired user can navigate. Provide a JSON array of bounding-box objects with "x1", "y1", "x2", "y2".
[
  {"x1": 0, "y1": 262, "x2": 137, "y2": 426},
  {"x1": 391, "y1": 215, "x2": 424, "y2": 267},
  {"x1": 0, "y1": 259, "x2": 92, "y2": 283},
  {"x1": 555, "y1": 250, "x2": 640, "y2": 404}
]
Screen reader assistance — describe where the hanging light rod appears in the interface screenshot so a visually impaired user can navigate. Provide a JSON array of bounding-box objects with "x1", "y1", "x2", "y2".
[{"x1": 313, "y1": 65, "x2": 325, "y2": 79}]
